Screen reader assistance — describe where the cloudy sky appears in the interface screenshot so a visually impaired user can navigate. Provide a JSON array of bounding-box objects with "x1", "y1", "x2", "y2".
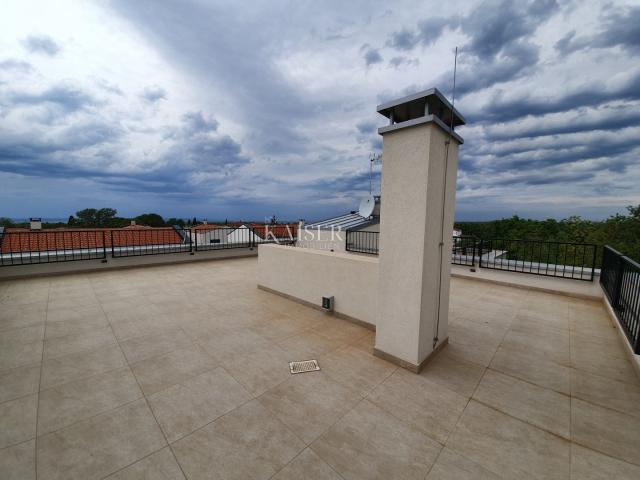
[{"x1": 1, "y1": 0, "x2": 639, "y2": 221}]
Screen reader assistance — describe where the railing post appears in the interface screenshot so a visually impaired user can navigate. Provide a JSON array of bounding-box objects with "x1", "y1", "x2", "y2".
[
  {"x1": 612, "y1": 254, "x2": 625, "y2": 311},
  {"x1": 102, "y1": 231, "x2": 108, "y2": 262},
  {"x1": 110, "y1": 231, "x2": 115, "y2": 258},
  {"x1": 478, "y1": 239, "x2": 484, "y2": 268},
  {"x1": 590, "y1": 245, "x2": 598, "y2": 282}
]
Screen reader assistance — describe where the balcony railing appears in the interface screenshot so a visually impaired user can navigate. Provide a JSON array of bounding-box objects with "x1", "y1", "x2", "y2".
[
  {"x1": 0, "y1": 225, "x2": 297, "y2": 266},
  {"x1": 343, "y1": 232, "x2": 597, "y2": 282},
  {"x1": 600, "y1": 246, "x2": 640, "y2": 353},
  {"x1": 477, "y1": 238, "x2": 597, "y2": 281},
  {"x1": 0, "y1": 230, "x2": 107, "y2": 266},
  {"x1": 345, "y1": 230, "x2": 379, "y2": 255}
]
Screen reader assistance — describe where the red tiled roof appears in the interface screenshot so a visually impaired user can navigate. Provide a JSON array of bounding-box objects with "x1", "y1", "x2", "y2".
[
  {"x1": 248, "y1": 224, "x2": 298, "y2": 239},
  {"x1": 0, "y1": 227, "x2": 184, "y2": 253}
]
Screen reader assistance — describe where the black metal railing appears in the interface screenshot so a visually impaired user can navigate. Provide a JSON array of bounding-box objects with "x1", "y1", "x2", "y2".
[
  {"x1": 452, "y1": 236, "x2": 477, "y2": 267},
  {"x1": 0, "y1": 230, "x2": 107, "y2": 266},
  {"x1": 477, "y1": 239, "x2": 597, "y2": 281},
  {"x1": 600, "y1": 246, "x2": 640, "y2": 353},
  {"x1": 111, "y1": 228, "x2": 192, "y2": 257},
  {"x1": 345, "y1": 230, "x2": 379, "y2": 255},
  {"x1": 194, "y1": 225, "x2": 297, "y2": 251}
]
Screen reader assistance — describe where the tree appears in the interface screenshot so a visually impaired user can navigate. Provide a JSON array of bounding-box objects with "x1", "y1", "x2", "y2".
[
  {"x1": 166, "y1": 218, "x2": 185, "y2": 227},
  {"x1": 67, "y1": 215, "x2": 75, "y2": 226},
  {"x1": 134, "y1": 213, "x2": 165, "y2": 227},
  {"x1": 0, "y1": 217, "x2": 14, "y2": 227},
  {"x1": 192, "y1": 217, "x2": 197, "y2": 225},
  {"x1": 74, "y1": 208, "x2": 117, "y2": 227}
]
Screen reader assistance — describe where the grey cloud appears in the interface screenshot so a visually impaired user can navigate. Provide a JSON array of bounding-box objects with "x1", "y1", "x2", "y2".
[
  {"x1": 387, "y1": 17, "x2": 456, "y2": 51},
  {"x1": 556, "y1": 5, "x2": 640, "y2": 55},
  {"x1": 361, "y1": 45, "x2": 383, "y2": 66},
  {"x1": 0, "y1": 59, "x2": 33, "y2": 73},
  {"x1": 389, "y1": 56, "x2": 419, "y2": 68},
  {"x1": 8, "y1": 85, "x2": 97, "y2": 114},
  {"x1": 475, "y1": 70, "x2": 640, "y2": 123},
  {"x1": 140, "y1": 86, "x2": 167, "y2": 103},
  {"x1": 22, "y1": 35, "x2": 60, "y2": 56}
]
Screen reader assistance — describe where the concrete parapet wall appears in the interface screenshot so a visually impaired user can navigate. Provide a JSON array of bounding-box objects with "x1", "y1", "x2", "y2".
[{"x1": 258, "y1": 244, "x2": 378, "y2": 326}]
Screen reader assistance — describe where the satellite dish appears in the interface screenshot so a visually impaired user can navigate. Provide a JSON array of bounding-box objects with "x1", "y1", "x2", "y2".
[{"x1": 358, "y1": 195, "x2": 375, "y2": 218}]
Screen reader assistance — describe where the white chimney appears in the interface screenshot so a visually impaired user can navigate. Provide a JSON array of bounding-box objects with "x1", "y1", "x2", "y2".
[
  {"x1": 130, "y1": 220, "x2": 136, "y2": 226},
  {"x1": 30, "y1": 218, "x2": 42, "y2": 230}
]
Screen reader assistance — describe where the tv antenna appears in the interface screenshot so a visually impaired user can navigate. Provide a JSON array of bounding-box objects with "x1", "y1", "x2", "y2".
[{"x1": 369, "y1": 152, "x2": 382, "y2": 195}]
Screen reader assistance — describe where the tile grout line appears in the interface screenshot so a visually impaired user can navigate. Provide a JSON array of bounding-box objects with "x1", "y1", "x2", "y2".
[{"x1": 34, "y1": 279, "x2": 51, "y2": 480}]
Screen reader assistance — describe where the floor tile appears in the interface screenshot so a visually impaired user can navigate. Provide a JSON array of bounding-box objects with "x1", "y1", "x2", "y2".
[
  {"x1": 0, "y1": 325, "x2": 45, "y2": 347},
  {"x1": 490, "y1": 344, "x2": 570, "y2": 394},
  {"x1": 420, "y1": 351, "x2": 485, "y2": 398},
  {"x1": 368, "y1": 369, "x2": 467, "y2": 444},
  {"x1": 40, "y1": 344, "x2": 128, "y2": 390},
  {"x1": 473, "y1": 369, "x2": 570, "y2": 438},
  {"x1": 119, "y1": 328, "x2": 192, "y2": 364},
  {"x1": 571, "y1": 346, "x2": 638, "y2": 384},
  {"x1": 43, "y1": 326, "x2": 116, "y2": 360},
  {"x1": 319, "y1": 345, "x2": 396, "y2": 397},
  {"x1": 44, "y1": 315, "x2": 110, "y2": 339},
  {"x1": 148, "y1": 367, "x2": 251, "y2": 442},
  {"x1": 197, "y1": 328, "x2": 275, "y2": 363},
  {"x1": 259, "y1": 371, "x2": 361, "y2": 444},
  {"x1": 0, "y1": 393, "x2": 38, "y2": 448},
  {"x1": 312, "y1": 399, "x2": 441, "y2": 480},
  {"x1": 37, "y1": 399, "x2": 166, "y2": 480},
  {"x1": 272, "y1": 448, "x2": 342, "y2": 480},
  {"x1": 0, "y1": 340, "x2": 43, "y2": 370},
  {"x1": 501, "y1": 328, "x2": 570, "y2": 366},
  {"x1": 571, "y1": 397, "x2": 640, "y2": 466},
  {"x1": 571, "y1": 368, "x2": 640, "y2": 418},
  {"x1": 0, "y1": 364, "x2": 41, "y2": 404},
  {"x1": 0, "y1": 439, "x2": 35, "y2": 480},
  {"x1": 425, "y1": 447, "x2": 501, "y2": 480},
  {"x1": 571, "y1": 444, "x2": 640, "y2": 479},
  {"x1": 172, "y1": 400, "x2": 304, "y2": 480},
  {"x1": 37, "y1": 367, "x2": 142, "y2": 435},
  {"x1": 249, "y1": 314, "x2": 317, "y2": 342},
  {"x1": 220, "y1": 346, "x2": 292, "y2": 396},
  {"x1": 313, "y1": 317, "x2": 369, "y2": 344},
  {"x1": 447, "y1": 400, "x2": 570, "y2": 479},
  {"x1": 105, "y1": 447, "x2": 185, "y2": 480},
  {"x1": 277, "y1": 331, "x2": 337, "y2": 359},
  {"x1": 131, "y1": 344, "x2": 217, "y2": 395}
]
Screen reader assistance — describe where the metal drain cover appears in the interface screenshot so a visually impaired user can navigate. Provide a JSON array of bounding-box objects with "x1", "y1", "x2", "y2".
[{"x1": 289, "y1": 359, "x2": 320, "y2": 374}]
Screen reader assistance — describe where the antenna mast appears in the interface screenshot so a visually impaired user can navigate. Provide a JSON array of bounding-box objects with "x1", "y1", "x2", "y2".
[
  {"x1": 369, "y1": 152, "x2": 382, "y2": 195},
  {"x1": 433, "y1": 46, "x2": 458, "y2": 349}
]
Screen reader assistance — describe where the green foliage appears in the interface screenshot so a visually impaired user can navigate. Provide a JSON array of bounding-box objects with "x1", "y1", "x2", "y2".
[
  {"x1": 134, "y1": 213, "x2": 165, "y2": 227},
  {"x1": 0, "y1": 217, "x2": 14, "y2": 227},
  {"x1": 166, "y1": 217, "x2": 186, "y2": 227},
  {"x1": 73, "y1": 208, "x2": 119, "y2": 227},
  {"x1": 456, "y1": 205, "x2": 640, "y2": 263}
]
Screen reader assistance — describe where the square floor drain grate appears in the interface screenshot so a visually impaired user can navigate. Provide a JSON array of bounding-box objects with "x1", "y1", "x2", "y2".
[{"x1": 289, "y1": 359, "x2": 320, "y2": 374}]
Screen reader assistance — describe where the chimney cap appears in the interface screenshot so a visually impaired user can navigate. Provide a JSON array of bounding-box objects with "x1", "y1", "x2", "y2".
[{"x1": 377, "y1": 88, "x2": 465, "y2": 127}]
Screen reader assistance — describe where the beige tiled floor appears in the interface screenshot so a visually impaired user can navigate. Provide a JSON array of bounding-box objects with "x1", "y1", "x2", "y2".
[{"x1": 1, "y1": 257, "x2": 640, "y2": 479}]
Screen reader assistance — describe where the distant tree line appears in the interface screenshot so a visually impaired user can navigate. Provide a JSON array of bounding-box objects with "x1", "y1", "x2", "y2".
[
  {"x1": 456, "y1": 205, "x2": 640, "y2": 263},
  {"x1": 0, "y1": 208, "x2": 282, "y2": 230}
]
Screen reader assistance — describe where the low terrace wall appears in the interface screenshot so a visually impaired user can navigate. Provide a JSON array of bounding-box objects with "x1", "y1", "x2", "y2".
[{"x1": 258, "y1": 244, "x2": 378, "y2": 328}]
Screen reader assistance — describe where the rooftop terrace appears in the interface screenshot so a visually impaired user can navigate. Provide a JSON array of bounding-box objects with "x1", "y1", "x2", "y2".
[{"x1": 1, "y1": 257, "x2": 640, "y2": 479}]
